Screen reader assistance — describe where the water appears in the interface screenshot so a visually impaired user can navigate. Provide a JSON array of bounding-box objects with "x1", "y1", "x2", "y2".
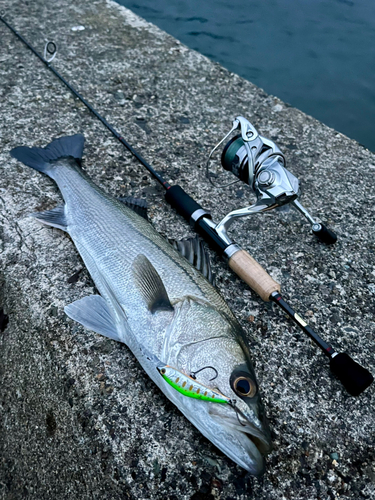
[{"x1": 116, "y1": 0, "x2": 375, "y2": 152}]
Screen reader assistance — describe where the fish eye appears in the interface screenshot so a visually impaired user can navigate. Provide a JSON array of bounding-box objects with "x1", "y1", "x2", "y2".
[{"x1": 233, "y1": 376, "x2": 257, "y2": 398}]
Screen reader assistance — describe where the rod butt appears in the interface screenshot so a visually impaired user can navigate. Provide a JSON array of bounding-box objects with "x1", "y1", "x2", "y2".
[{"x1": 330, "y1": 353, "x2": 373, "y2": 396}]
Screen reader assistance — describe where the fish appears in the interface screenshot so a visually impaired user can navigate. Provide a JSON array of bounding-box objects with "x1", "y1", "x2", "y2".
[{"x1": 10, "y1": 134, "x2": 272, "y2": 475}]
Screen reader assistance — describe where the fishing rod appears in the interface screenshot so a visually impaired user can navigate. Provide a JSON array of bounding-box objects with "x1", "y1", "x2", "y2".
[{"x1": 1, "y1": 15, "x2": 373, "y2": 396}]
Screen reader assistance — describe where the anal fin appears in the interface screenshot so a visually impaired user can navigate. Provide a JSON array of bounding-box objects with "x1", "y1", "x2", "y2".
[
  {"x1": 32, "y1": 205, "x2": 68, "y2": 231},
  {"x1": 64, "y1": 295, "x2": 123, "y2": 342}
]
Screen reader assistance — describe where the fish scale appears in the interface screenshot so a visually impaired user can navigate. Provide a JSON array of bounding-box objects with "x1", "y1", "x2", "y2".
[
  {"x1": 51, "y1": 160, "x2": 236, "y2": 368},
  {"x1": 55, "y1": 164, "x2": 211, "y2": 299}
]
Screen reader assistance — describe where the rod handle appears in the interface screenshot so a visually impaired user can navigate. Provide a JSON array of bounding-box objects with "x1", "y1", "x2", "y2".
[
  {"x1": 228, "y1": 249, "x2": 280, "y2": 301},
  {"x1": 312, "y1": 223, "x2": 337, "y2": 244},
  {"x1": 165, "y1": 185, "x2": 203, "y2": 223},
  {"x1": 330, "y1": 353, "x2": 374, "y2": 396}
]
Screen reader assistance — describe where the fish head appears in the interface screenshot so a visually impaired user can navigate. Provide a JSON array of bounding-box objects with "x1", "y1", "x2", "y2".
[
  {"x1": 168, "y1": 298, "x2": 272, "y2": 475},
  {"x1": 209, "y1": 360, "x2": 272, "y2": 475},
  {"x1": 206, "y1": 350, "x2": 272, "y2": 476}
]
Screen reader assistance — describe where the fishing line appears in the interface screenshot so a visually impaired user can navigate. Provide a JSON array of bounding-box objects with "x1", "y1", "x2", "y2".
[{"x1": 1, "y1": 14, "x2": 373, "y2": 396}]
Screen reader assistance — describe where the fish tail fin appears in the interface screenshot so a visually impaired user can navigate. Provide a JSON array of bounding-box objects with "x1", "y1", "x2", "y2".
[{"x1": 10, "y1": 134, "x2": 85, "y2": 177}]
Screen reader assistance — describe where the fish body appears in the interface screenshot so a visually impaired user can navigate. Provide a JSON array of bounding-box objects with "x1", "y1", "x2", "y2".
[{"x1": 10, "y1": 135, "x2": 272, "y2": 475}]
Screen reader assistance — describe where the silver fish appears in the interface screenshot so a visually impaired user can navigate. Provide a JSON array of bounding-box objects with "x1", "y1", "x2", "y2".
[{"x1": 10, "y1": 134, "x2": 272, "y2": 475}]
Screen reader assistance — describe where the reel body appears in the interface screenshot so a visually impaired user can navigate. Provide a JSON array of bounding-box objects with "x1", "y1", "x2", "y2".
[{"x1": 207, "y1": 116, "x2": 337, "y2": 244}]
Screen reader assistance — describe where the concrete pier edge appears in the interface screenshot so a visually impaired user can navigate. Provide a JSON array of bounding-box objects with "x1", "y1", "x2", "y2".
[{"x1": 1, "y1": 0, "x2": 374, "y2": 499}]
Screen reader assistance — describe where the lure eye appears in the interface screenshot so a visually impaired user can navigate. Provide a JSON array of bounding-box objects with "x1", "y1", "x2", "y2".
[
  {"x1": 233, "y1": 376, "x2": 257, "y2": 398},
  {"x1": 160, "y1": 368, "x2": 166, "y2": 375}
]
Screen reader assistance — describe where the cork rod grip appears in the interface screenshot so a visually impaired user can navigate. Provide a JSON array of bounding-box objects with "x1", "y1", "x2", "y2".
[{"x1": 228, "y1": 249, "x2": 281, "y2": 301}]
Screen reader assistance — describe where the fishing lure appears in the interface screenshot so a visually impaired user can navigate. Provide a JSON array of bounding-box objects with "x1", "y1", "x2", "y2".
[
  {"x1": 156, "y1": 363, "x2": 247, "y2": 427},
  {"x1": 157, "y1": 365, "x2": 231, "y2": 404},
  {"x1": 140, "y1": 344, "x2": 231, "y2": 404}
]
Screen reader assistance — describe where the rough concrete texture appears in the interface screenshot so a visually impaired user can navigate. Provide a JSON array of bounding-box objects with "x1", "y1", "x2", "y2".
[{"x1": 0, "y1": 0, "x2": 374, "y2": 498}]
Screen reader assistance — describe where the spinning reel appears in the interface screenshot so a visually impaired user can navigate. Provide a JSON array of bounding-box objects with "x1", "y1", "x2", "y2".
[{"x1": 206, "y1": 116, "x2": 337, "y2": 244}]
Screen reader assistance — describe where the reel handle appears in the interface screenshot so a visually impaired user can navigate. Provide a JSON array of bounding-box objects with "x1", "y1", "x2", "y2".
[
  {"x1": 228, "y1": 249, "x2": 280, "y2": 302},
  {"x1": 312, "y1": 223, "x2": 337, "y2": 244},
  {"x1": 330, "y1": 353, "x2": 374, "y2": 396}
]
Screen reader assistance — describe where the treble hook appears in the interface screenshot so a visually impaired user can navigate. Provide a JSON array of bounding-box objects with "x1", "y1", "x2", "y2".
[
  {"x1": 190, "y1": 366, "x2": 218, "y2": 381},
  {"x1": 43, "y1": 40, "x2": 57, "y2": 63},
  {"x1": 229, "y1": 400, "x2": 247, "y2": 427}
]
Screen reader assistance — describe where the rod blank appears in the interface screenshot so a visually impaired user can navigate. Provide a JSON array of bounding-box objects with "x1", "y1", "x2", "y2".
[{"x1": 0, "y1": 14, "x2": 169, "y2": 189}]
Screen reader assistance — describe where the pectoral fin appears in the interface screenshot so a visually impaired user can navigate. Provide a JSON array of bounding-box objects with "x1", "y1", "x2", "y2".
[
  {"x1": 64, "y1": 295, "x2": 123, "y2": 342},
  {"x1": 132, "y1": 255, "x2": 174, "y2": 314}
]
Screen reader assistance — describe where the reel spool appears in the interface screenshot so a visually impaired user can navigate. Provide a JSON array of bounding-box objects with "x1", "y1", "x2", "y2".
[{"x1": 206, "y1": 116, "x2": 337, "y2": 244}]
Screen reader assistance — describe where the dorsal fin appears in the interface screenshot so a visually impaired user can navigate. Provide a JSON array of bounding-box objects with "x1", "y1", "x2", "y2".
[
  {"x1": 118, "y1": 196, "x2": 148, "y2": 220},
  {"x1": 170, "y1": 236, "x2": 215, "y2": 286},
  {"x1": 117, "y1": 202, "x2": 214, "y2": 286}
]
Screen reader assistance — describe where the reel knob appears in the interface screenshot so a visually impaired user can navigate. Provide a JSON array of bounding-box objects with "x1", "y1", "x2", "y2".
[{"x1": 312, "y1": 223, "x2": 337, "y2": 245}]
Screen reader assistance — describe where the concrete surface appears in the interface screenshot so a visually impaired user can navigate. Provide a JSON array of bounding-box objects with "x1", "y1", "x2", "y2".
[{"x1": 0, "y1": 0, "x2": 374, "y2": 498}]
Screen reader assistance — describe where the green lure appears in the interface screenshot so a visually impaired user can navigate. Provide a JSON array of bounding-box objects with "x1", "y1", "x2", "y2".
[{"x1": 157, "y1": 365, "x2": 231, "y2": 404}]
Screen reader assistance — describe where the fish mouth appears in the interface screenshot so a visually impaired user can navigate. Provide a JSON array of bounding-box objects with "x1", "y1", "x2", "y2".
[
  {"x1": 215, "y1": 406, "x2": 272, "y2": 454},
  {"x1": 234, "y1": 406, "x2": 272, "y2": 456},
  {"x1": 242, "y1": 428, "x2": 271, "y2": 456},
  {"x1": 229, "y1": 421, "x2": 270, "y2": 475},
  {"x1": 209, "y1": 407, "x2": 272, "y2": 475}
]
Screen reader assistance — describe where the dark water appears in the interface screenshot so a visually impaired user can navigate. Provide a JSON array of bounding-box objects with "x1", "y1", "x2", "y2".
[{"x1": 117, "y1": 0, "x2": 375, "y2": 152}]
